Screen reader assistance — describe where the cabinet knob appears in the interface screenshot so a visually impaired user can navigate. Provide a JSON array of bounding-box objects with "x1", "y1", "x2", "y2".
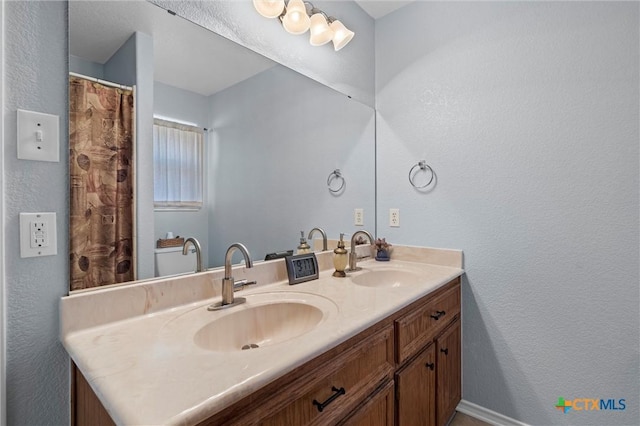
[
  {"x1": 425, "y1": 362, "x2": 435, "y2": 370},
  {"x1": 440, "y1": 348, "x2": 449, "y2": 355},
  {"x1": 430, "y1": 310, "x2": 446, "y2": 320}
]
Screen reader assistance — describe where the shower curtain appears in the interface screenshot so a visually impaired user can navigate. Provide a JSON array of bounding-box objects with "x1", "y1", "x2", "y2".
[{"x1": 69, "y1": 76, "x2": 135, "y2": 290}]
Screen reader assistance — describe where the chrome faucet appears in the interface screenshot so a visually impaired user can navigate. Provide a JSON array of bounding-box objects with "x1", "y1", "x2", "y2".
[
  {"x1": 347, "y1": 230, "x2": 374, "y2": 272},
  {"x1": 182, "y1": 237, "x2": 204, "y2": 273},
  {"x1": 307, "y1": 227, "x2": 328, "y2": 251},
  {"x1": 221, "y1": 243, "x2": 253, "y2": 306}
]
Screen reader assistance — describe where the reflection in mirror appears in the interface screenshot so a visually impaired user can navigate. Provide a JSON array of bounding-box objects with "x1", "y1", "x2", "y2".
[{"x1": 69, "y1": 1, "x2": 375, "y2": 289}]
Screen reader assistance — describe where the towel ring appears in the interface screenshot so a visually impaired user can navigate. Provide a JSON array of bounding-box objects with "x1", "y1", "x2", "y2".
[
  {"x1": 327, "y1": 169, "x2": 345, "y2": 193},
  {"x1": 409, "y1": 161, "x2": 434, "y2": 189}
]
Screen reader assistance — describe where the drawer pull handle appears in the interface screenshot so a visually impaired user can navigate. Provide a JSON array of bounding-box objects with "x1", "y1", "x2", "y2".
[
  {"x1": 430, "y1": 310, "x2": 446, "y2": 320},
  {"x1": 312, "y1": 386, "x2": 346, "y2": 412},
  {"x1": 425, "y1": 362, "x2": 435, "y2": 370},
  {"x1": 440, "y1": 348, "x2": 449, "y2": 355}
]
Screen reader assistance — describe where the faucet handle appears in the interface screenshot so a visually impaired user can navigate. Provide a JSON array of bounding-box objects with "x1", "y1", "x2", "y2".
[{"x1": 233, "y1": 279, "x2": 257, "y2": 292}]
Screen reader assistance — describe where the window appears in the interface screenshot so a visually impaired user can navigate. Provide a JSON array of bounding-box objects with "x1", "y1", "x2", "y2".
[{"x1": 153, "y1": 118, "x2": 203, "y2": 209}]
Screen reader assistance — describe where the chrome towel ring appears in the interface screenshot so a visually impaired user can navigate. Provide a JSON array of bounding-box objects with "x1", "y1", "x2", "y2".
[
  {"x1": 409, "y1": 160, "x2": 434, "y2": 189},
  {"x1": 327, "y1": 169, "x2": 345, "y2": 193}
]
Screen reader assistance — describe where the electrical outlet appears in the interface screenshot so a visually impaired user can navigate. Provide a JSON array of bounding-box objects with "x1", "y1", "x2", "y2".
[
  {"x1": 354, "y1": 208, "x2": 364, "y2": 226},
  {"x1": 390, "y1": 208, "x2": 400, "y2": 227},
  {"x1": 20, "y1": 212, "x2": 57, "y2": 258},
  {"x1": 30, "y1": 221, "x2": 49, "y2": 248}
]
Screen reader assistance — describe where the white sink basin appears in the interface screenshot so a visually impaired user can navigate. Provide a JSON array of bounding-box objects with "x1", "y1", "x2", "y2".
[
  {"x1": 195, "y1": 301, "x2": 321, "y2": 352},
  {"x1": 350, "y1": 269, "x2": 422, "y2": 288},
  {"x1": 162, "y1": 292, "x2": 338, "y2": 352}
]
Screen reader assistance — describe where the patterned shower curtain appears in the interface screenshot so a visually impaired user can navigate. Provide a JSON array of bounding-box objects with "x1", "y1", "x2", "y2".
[{"x1": 69, "y1": 76, "x2": 135, "y2": 290}]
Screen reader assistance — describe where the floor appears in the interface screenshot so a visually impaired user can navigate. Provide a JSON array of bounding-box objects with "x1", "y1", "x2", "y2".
[{"x1": 449, "y1": 411, "x2": 492, "y2": 426}]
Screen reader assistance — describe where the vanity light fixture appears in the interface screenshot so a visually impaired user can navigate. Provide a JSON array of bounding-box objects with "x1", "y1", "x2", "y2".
[
  {"x1": 309, "y1": 9, "x2": 333, "y2": 46},
  {"x1": 253, "y1": 0, "x2": 285, "y2": 18},
  {"x1": 328, "y1": 18, "x2": 355, "y2": 51},
  {"x1": 253, "y1": 0, "x2": 355, "y2": 51},
  {"x1": 282, "y1": 0, "x2": 310, "y2": 34}
]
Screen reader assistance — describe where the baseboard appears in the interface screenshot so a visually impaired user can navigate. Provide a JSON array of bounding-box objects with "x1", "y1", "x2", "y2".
[{"x1": 456, "y1": 399, "x2": 530, "y2": 426}]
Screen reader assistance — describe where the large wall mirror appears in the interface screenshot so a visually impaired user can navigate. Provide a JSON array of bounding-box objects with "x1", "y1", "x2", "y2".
[{"x1": 69, "y1": 0, "x2": 375, "y2": 290}]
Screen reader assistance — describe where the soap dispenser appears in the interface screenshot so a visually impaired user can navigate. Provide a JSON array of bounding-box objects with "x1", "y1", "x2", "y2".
[
  {"x1": 297, "y1": 231, "x2": 311, "y2": 254},
  {"x1": 332, "y1": 233, "x2": 348, "y2": 277}
]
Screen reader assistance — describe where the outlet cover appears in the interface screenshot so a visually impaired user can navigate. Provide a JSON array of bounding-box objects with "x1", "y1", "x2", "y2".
[
  {"x1": 390, "y1": 208, "x2": 400, "y2": 227},
  {"x1": 17, "y1": 109, "x2": 60, "y2": 162},
  {"x1": 20, "y1": 212, "x2": 57, "y2": 258},
  {"x1": 354, "y1": 208, "x2": 364, "y2": 226}
]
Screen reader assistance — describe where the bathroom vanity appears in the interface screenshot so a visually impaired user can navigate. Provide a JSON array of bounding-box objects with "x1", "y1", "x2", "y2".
[{"x1": 61, "y1": 245, "x2": 463, "y2": 425}]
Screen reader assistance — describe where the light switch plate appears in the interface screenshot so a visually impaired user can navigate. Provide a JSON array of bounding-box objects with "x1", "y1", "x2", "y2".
[
  {"x1": 20, "y1": 212, "x2": 57, "y2": 258},
  {"x1": 17, "y1": 109, "x2": 60, "y2": 162}
]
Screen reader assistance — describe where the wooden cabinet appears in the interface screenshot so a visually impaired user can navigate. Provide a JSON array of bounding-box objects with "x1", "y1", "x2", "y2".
[
  {"x1": 395, "y1": 344, "x2": 436, "y2": 426},
  {"x1": 74, "y1": 278, "x2": 461, "y2": 426},
  {"x1": 436, "y1": 320, "x2": 461, "y2": 426},
  {"x1": 395, "y1": 283, "x2": 461, "y2": 426},
  {"x1": 339, "y1": 380, "x2": 395, "y2": 426},
  {"x1": 225, "y1": 325, "x2": 395, "y2": 426},
  {"x1": 395, "y1": 283, "x2": 460, "y2": 364},
  {"x1": 73, "y1": 365, "x2": 115, "y2": 426}
]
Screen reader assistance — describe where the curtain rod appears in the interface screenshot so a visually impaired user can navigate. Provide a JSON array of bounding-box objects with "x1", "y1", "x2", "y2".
[{"x1": 69, "y1": 72, "x2": 133, "y2": 91}]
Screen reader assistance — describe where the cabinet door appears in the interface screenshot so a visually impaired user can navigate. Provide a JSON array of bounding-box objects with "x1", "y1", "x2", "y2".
[
  {"x1": 436, "y1": 319, "x2": 461, "y2": 426},
  {"x1": 395, "y1": 344, "x2": 436, "y2": 426},
  {"x1": 339, "y1": 380, "x2": 394, "y2": 426}
]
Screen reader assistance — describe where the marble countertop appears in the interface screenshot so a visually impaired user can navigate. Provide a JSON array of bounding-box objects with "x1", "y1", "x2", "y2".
[{"x1": 61, "y1": 246, "x2": 463, "y2": 425}]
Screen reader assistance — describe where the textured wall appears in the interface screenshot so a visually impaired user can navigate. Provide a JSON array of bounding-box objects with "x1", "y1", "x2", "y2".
[
  {"x1": 149, "y1": 0, "x2": 375, "y2": 107},
  {"x1": 4, "y1": 1, "x2": 70, "y2": 424},
  {"x1": 376, "y1": 2, "x2": 639, "y2": 424}
]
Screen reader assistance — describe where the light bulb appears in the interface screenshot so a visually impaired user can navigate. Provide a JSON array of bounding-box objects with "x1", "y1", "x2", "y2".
[
  {"x1": 309, "y1": 13, "x2": 333, "y2": 46},
  {"x1": 330, "y1": 19, "x2": 354, "y2": 51},
  {"x1": 282, "y1": 0, "x2": 310, "y2": 35},
  {"x1": 253, "y1": 0, "x2": 285, "y2": 18}
]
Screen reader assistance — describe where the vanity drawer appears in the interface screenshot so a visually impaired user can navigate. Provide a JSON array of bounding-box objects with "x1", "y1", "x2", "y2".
[
  {"x1": 245, "y1": 325, "x2": 394, "y2": 426},
  {"x1": 395, "y1": 282, "x2": 460, "y2": 364}
]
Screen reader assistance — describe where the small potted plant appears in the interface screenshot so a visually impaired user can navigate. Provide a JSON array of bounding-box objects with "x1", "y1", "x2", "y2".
[{"x1": 373, "y1": 238, "x2": 392, "y2": 261}]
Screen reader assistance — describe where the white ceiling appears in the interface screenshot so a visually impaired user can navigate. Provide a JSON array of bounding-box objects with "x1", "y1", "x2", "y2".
[
  {"x1": 354, "y1": 0, "x2": 413, "y2": 19},
  {"x1": 69, "y1": 1, "x2": 276, "y2": 96}
]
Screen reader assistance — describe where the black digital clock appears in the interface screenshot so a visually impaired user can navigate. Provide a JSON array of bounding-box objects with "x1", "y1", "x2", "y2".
[{"x1": 285, "y1": 253, "x2": 319, "y2": 285}]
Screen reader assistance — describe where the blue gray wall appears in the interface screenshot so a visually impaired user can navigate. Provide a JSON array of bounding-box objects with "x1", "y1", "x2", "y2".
[
  {"x1": 376, "y1": 2, "x2": 639, "y2": 424},
  {"x1": 4, "y1": 1, "x2": 69, "y2": 424},
  {"x1": 69, "y1": 55, "x2": 104, "y2": 79},
  {"x1": 133, "y1": 32, "x2": 156, "y2": 280},
  {"x1": 207, "y1": 65, "x2": 375, "y2": 267}
]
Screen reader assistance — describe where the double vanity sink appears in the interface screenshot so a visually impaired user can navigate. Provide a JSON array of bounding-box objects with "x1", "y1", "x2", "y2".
[{"x1": 61, "y1": 245, "x2": 463, "y2": 425}]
